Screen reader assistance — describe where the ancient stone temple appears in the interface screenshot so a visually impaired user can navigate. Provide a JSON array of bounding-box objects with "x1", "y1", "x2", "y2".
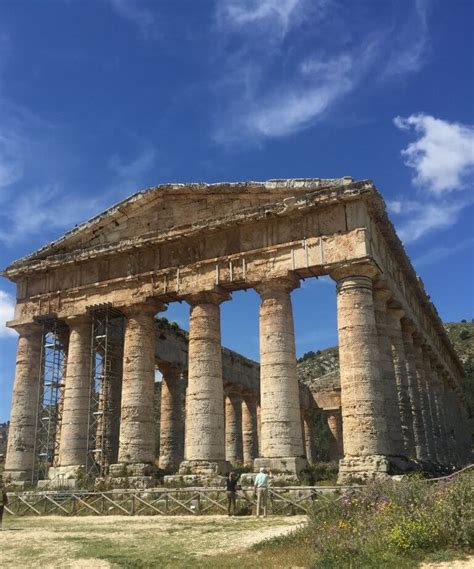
[{"x1": 2, "y1": 178, "x2": 470, "y2": 486}]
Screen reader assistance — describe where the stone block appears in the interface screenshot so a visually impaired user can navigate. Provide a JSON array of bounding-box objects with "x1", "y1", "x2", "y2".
[{"x1": 253, "y1": 456, "x2": 307, "y2": 474}]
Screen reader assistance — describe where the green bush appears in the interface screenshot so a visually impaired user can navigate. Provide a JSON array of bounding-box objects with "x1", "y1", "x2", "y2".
[{"x1": 291, "y1": 470, "x2": 474, "y2": 566}]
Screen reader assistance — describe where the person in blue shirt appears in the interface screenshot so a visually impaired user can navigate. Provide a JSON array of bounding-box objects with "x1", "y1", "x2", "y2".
[{"x1": 254, "y1": 468, "x2": 269, "y2": 518}]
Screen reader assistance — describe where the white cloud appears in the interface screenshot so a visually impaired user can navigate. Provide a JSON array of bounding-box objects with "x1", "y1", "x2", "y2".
[
  {"x1": 108, "y1": 146, "x2": 156, "y2": 181},
  {"x1": 413, "y1": 237, "x2": 474, "y2": 267},
  {"x1": 212, "y1": 1, "x2": 430, "y2": 144},
  {"x1": 0, "y1": 142, "x2": 157, "y2": 245},
  {"x1": 108, "y1": 0, "x2": 157, "y2": 39},
  {"x1": 0, "y1": 184, "x2": 102, "y2": 245},
  {"x1": 0, "y1": 133, "x2": 23, "y2": 189},
  {"x1": 216, "y1": 0, "x2": 308, "y2": 36},
  {"x1": 0, "y1": 290, "x2": 15, "y2": 337},
  {"x1": 388, "y1": 198, "x2": 465, "y2": 243},
  {"x1": 382, "y1": 0, "x2": 430, "y2": 77},
  {"x1": 214, "y1": 41, "x2": 376, "y2": 142},
  {"x1": 394, "y1": 114, "x2": 474, "y2": 194}
]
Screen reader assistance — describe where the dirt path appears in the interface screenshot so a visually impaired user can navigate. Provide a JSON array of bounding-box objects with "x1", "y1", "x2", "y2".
[{"x1": 419, "y1": 558, "x2": 474, "y2": 568}]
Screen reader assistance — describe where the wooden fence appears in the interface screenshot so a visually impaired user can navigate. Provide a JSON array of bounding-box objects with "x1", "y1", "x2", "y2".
[{"x1": 4, "y1": 486, "x2": 343, "y2": 517}]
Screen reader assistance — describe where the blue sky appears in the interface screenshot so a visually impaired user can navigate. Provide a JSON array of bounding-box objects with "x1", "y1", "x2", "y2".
[{"x1": 0, "y1": 0, "x2": 473, "y2": 422}]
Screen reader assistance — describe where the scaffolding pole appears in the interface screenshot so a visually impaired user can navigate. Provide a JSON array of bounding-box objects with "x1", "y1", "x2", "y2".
[
  {"x1": 86, "y1": 305, "x2": 125, "y2": 478},
  {"x1": 32, "y1": 318, "x2": 68, "y2": 483}
]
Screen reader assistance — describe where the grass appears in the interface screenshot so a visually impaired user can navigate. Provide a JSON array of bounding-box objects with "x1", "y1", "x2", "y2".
[
  {"x1": 1, "y1": 472, "x2": 472, "y2": 568},
  {"x1": 0, "y1": 514, "x2": 304, "y2": 569},
  {"x1": 210, "y1": 470, "x2": 474, "y2": 568}
]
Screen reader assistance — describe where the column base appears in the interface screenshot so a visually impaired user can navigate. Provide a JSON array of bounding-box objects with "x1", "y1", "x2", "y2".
[
  {"x1": 39, "y1": 465, "x2": 86, "y2": 489},
  {"x1": 253, "y1": 457, "x2": 307, "y2": 474},
  {"x1": 107, "y1": 462, "x2": 157, "y2": 489},
  {"x1": 2, "y1": 469, "x2": 32, "y2": 484},
  {"x1": 164, "y1": 474, "x2": 227, "y2": 487},
  {"x1": 337, "y1": 455, "x2": 419, "y2": 484},
  {"x1": 179, "y1": 459, "x2": 231, "y2": 476}
]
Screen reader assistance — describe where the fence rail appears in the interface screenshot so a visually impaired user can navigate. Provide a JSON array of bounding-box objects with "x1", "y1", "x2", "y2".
[{"x1": 4, "y1": 486, "x2": 342, "y2": 517}]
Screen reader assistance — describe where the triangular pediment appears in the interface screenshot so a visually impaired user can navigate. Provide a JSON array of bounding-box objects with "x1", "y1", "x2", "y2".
[{"x1": 5, "y1": 177, "x2": 355, "y2": 272}]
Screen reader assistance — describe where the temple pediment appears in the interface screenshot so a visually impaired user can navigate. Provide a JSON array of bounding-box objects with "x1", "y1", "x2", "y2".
[{"x1": 4, "y1": 178, "x2": 355, "y2": 273}]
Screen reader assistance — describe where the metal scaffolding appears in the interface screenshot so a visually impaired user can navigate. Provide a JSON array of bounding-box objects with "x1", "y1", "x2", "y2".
[
  {"x1": 87, "y1": 305, "x2": 125, "y2": 478},
  {"x1": 32, "y1": 318, "x2": 68, "y2": 483}
]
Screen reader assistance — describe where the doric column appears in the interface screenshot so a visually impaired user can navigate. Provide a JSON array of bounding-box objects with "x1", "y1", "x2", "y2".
[
  {"x1": 426, "y1": 358, "x2": 443, "y2": 464},
  {"x1": 448, "y1": 386, "x2": 468, "y2": 465},
  {"x1": 112, "y1": 301, "x2": 164, "y2": 479},
  {"x1": 254, "y1": 275, "x2": 306, "y2": 473},
  {"x1": 373, "y1": 287, "x2": 405, "y2": 457},
  {"x1": 443, "y1": 382, "x2": 459, "y2": 464},
  {"x1": 56, "y1": 314, "x2": 92, "y2": 476},
  {"x1": 431, "y1": 361, "x2": 449, "y2": 466},
  {"x1": 159, "y1": 365, "x2": 184, "y2": 473},
  {"x1": 401, "y1": 319, "x2": 427, "y2": 462},
  {"x1": 326, "y1": 410, "x2": 344, "y2": 462},
  {"x1": 242, "y1": 391, "x2": 258, "y2": 465},
  {"x1": 421, "y1": 346, "x2": 439, "y2": 462},
  {"x1": 302, "y1": 410, "x2": 314, "y2": 464},
  {"x1": 331, "y1": 263, "x2": 395, "y2": 482},
  {"x1": 256, "y1": 401, "x2": 261, "y2": 456},
  {"x1": 53, "y1": 328, "x2": 69, "y2": 468},
  {"x1": 412, "y1": 336, "x2": 435, "y2": 462},
  {"x1": 180, "y1": 290, "x2": 231, "y2": 475},
  {"x1": 386, "y1": 307, "x2": 416, "y2": 457},
  {"x1": 4, "y1": 323, "x2": 43, "y2": 483},
  {"x1": 225, "y1": 390, "x2": 243, "y2": 465}
]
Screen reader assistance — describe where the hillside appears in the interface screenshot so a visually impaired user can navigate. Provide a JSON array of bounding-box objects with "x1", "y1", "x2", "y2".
[
  {"x1": 444, "y1": 321, "x2": 474, "y2": 440},
  {"x1": 297, "y1": 346, "x2": 339, "y2": 386}
]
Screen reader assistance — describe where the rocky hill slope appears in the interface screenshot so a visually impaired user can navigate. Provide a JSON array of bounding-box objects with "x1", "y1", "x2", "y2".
[{"x1": 297, "y1": 346, "x2": 339, "y2": 386}]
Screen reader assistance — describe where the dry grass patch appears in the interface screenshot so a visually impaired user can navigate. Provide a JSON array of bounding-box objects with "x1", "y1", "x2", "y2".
[{"x1": 0, "y1": 514, "x2": 306, "y2": 568}]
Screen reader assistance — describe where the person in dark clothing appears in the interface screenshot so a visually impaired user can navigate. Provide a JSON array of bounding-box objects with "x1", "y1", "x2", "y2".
[
  {"x1": 226, "y1": 472, "x2": 239, "y2": 516},
  {"x1": 0, "y1": 477, "x2": 8, "y2": 530}
]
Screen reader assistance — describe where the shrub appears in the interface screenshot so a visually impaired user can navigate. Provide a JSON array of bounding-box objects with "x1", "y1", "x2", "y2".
[{"x1": 301, "y1": 470, "x2": 474, "y2": 566}]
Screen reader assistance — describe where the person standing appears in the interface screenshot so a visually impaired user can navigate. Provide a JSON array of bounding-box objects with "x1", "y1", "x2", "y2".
[
  {"x1": 226, "y1": 472, "x2": 239, "y2": 516},
  {"x1": 254, "y1": 467, "x2": 269, "y2": 518},
  {"x1": 0, "y1": 477, "x2": 8, "y2": 530}
]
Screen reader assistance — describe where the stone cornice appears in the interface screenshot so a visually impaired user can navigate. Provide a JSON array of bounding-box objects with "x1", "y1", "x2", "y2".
[{"x1": 2, "y1": 178, "x2": 370, "y2": 278}]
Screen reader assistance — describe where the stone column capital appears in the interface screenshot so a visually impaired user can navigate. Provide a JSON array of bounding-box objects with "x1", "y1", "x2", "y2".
[
  {"x1": 241, "y1": 388, "x2": 258, "y2": 402},
  {"x1": 9, "y1": 321, "x2": 43, "y2": 337},
  {"x1": 158, "y1": 363, "x2": 181, "y2": 380},
  {"x1": 401, "y1": 317, "x2": 416, "y2": 335},
  {"x1": 254, "y1": 273, "x2": 300, "y2": 297},
  {"x1": 224, "y1": 386, "x2": 242, "y2": 399},
  {"x1": 184, "y1": 288, "x2": 231, "y2": 307},
  {"x1": 65, "y1": 313, "x2": 92, "y2": 328},
  {"x1": 373, "y1": 282, "x2": 393, "y2": 300},
  {"x1": 330, "y1": 261, "x2": 380, "y2": 282},
  {"x1": 121, "y1": 299, "x2": 166, "y2": 317},
  {"x1": 387, "y1": 303, "x2": 405, "y2": 320}
]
